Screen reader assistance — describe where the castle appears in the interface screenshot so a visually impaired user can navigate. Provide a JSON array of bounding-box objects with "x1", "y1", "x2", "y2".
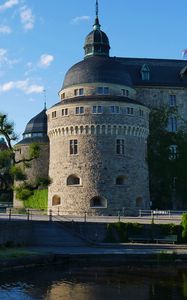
[{"x1": 14, "y1": 2, "x2": 187, "y2": 215}]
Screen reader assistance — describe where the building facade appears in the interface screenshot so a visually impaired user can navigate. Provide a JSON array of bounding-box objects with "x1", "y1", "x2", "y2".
[{"x1": 15, "y1": 6, "x2": 187, "y2": 214}]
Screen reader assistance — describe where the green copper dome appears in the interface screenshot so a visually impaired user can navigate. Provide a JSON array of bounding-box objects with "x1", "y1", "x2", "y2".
[{"x1": 84, "y1": 16, "x2": 110, "y2": 58}]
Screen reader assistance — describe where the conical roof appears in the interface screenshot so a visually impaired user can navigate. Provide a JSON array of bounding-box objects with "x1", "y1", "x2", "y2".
[
  {"x1": 17, "y1": 108, "x2": 48, "y2": 145},
  {"x1": 23, "y1": 109, "x2": 47, "y2": 135}
]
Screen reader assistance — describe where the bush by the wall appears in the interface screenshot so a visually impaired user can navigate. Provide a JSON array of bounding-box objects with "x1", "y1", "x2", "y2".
[
  {"x1": 181, "y1": 213, "x2": 187, "y2": 243},
  {"x1": 23, "y1": 189, "x2": 48, "y2": 210},
  {"x1": 105, "y1": 222, "x2": 143, "y2": 243}
]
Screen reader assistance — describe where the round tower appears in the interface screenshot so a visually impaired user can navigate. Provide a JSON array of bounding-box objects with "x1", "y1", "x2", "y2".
[
  {"x1": 14, "y1": 108, "x2": 49, "y2": 208},
  {"x1": 47, "y1": 3, "x2": 150, "y2": 215}
]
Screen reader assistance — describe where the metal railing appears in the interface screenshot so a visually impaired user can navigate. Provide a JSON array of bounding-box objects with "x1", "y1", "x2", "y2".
[{"x1": 0, "y1": 207, "x2": 186, "y2": 223}]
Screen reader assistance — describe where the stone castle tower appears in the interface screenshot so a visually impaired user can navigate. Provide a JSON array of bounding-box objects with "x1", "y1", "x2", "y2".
[{"x1": 47, "y1": 6, "x2": 150, "y2": 215}]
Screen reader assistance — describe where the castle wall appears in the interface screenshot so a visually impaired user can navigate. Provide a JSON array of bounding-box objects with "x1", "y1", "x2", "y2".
[
  {"x1": 47, "y1": 99, "x2": 150, "y2": 215},
  {"x1": 136, "y1": 86, "x2": 187, "y2": 128}
]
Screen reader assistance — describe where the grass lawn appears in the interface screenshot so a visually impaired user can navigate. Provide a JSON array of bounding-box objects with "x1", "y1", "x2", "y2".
[{"x1": 0, "y1": 248, "x2": 39, "y2": 259}]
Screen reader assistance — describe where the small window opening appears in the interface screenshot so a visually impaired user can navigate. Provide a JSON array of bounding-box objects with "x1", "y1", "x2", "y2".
[
  {"x1": 67, "y1": 175, "x2": 80, "y2": 185},
  {"x1": 52, "y1": 195, "x2": 61, "y2": 206},
  {"x1": 116, "y1": 176, "x2": 126, "y2": 185},
  {"x1": 90, "y1": 196, "x2": 107, "y2": 208}
]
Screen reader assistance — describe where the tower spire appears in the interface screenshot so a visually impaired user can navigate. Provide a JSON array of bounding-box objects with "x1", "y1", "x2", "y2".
[
  {"x1": 43, "y1": 89, "x2": 47, "y2": 110},
  {"x1": 96, "y1": 0, "x2": 99, "y2": 18},
  {"x1": 93, "y1": 0, "x2": 100, "y2": 30}
]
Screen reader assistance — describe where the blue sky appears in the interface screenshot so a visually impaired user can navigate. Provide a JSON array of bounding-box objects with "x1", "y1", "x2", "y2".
[{"x1": 0, "y1": 0, "x2": 187, "y2": 138}]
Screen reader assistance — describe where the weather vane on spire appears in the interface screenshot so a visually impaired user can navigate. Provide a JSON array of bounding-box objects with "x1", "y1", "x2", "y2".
[
  {"x1": 43, "y1": 89, "x2": 47, "y2": 110},
  {"x1": 94, "y1": 0, "x2": 100, "y2": 29},
  {"x1": 96, "y1": 0, "x2": 99, "y2": 18}
]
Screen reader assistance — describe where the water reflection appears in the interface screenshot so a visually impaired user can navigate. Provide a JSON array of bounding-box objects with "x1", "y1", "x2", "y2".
[{"x1": 0, "y1": 265, "x2": 187, "y2": 299}]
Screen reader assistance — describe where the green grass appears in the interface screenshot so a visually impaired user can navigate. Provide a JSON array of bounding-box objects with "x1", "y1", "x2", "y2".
[
  {"x1": 0, "y1": 248, "x2": 38, "y2": 259},
  {"x1": 23, "y1": 189, "x2": 48, "y2": 210}
]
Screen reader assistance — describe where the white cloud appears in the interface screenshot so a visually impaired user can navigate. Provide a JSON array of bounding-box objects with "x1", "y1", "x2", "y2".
[
  {"x1": 0, "y1": 48, "x2": 19, "y2": 68},
  {"x1": 0, "y1": 0, "x2": 19, "y2": 12},
  {"x1": 71, "y1": 15, "x2": 90, "y2": 24},
  {"x1": 0, "y1": 48, "x2": 8, "y2": 64},
  {"x1": 0, "y1": 25, "x2": 12, "y2": 34},
  {"x1": 0, "y1": 81, "x2": 14, "y2": 91},
  {"x1": 0, "y1": 79, "x2": 44, "y2": 94},
  {"x1": 20, "y1": 5, "x2": 35, "y2": 30},
  {"x1": 38, "y1": 54, "x2": 54, "y2": 68}
]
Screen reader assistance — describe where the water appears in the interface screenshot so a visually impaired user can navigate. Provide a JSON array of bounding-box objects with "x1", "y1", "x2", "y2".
[{"x1": 0, "y1": 264, "x2": 187, "y2": 300}]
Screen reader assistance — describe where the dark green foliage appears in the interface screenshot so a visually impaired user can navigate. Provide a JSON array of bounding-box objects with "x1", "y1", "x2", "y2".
[
  {"x1": 0, "y1": 113, "x2": 41, "y2": 202},
  {"x1": 15, "y1": 176, "x2": 51, "y2": 201},
  {"x1": 15, "y1": 185, "x2": 34, "y2": 200},
  {"x1": 148, "y1": 106, "x2": 187, "y2": 209},
  {"x1": 28, "y1": 143, "x2": 40, "y2": 160},
  {"x1": 105, "y1": 222, "x2": 182, "y2": 243},
  {"x1": 10, "y1": 166, "x2": 27, "y2": 181},
  {"x1": 105, "y1": 222, "x2": 143, "y2": 243},
  {"x1": 35, "y1": 176, "x2": 52, "y2": 188},
  {"x1": 181, "y1": 213, "x2": 187, "y2": 242}
]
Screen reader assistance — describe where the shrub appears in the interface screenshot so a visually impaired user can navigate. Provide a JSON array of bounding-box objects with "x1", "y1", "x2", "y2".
[
  {"x1": 181, "y1": 213, "x2": 187, "y2": 242},
  {"x1": 23, "y1": 189, "x2": 48, "y2": 210}
]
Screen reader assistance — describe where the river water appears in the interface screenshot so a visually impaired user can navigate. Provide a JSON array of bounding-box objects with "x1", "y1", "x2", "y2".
[{"x1": 0, "y1": 264, "x2": 187, "y2": 300}]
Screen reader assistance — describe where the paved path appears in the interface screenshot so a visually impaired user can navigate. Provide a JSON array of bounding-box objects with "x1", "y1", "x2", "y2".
[
  {"x1": 27, "y1": 243, "x2": 187, "y2": 256},
  {"x1": 0, "y1": 213, "x2": 183, "y2": 224}
]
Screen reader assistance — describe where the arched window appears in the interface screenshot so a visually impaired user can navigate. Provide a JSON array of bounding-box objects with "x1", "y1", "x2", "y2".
[
  {"x1": 116, "y1": 176, "x2": 126, "y2": 185},
  {"x1": 136, "y1": 197, "x2": 143, "y2": 207},
  {"x1": 90, "y1": 196, "x2": 107, "y2": 208},
  {"x1": 67, "y1": 175, "x2": 81, "y2": 186},
  {"x1": 52, "y1": 195, "x2": 61, "y2": 206}
]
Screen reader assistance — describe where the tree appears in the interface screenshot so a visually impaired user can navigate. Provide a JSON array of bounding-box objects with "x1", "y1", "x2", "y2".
[
  {"x1": 0, "y1": 113, "x2": 40, "y2": 201},
  {"x1": 148, "y1": 106, "x2": 187, "y2": 209}
]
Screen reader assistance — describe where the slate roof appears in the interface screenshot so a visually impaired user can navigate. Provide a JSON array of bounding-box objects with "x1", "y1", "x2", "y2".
[
  {"x1": 62, "y1": 56, "x2": 133, "y2": 89},
  {"x1": 116, "y1": 57, "x2": 187, "y2": 87},
  {"x1": 23, "y1": 109, "x2": 47, "y2": 135},
  {"x1": 16, "y1": 136, "x2": 49, "y2": 145},
  {"x1": 62, "y1": 56, "x2": 187, "y2": 89},
  {"x1": 17, "y1": 109, "x2": 48, "y2": 145}
]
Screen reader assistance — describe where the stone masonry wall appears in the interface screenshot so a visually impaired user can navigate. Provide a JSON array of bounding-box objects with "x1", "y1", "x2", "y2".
[{"x1": 47, "y1": 99, "x2": 150, "y2": 215}]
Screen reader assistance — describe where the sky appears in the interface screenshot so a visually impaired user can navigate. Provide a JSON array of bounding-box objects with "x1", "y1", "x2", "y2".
[{"x1": 0, "y1": 0, "x2": 187, "y2": 139}]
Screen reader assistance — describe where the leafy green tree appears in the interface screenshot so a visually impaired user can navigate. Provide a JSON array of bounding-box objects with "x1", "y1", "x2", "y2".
[
  {"x1": 148, "y1": 106, "x2": 187, "y2": 209},
  {"x1": 0, "y1": 113, "x2": 40, "y2": 201}
]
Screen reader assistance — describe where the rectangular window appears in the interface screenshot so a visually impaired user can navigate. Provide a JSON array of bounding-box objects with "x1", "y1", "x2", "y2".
[
  {"x1": 97, "y1": 87, "x2": 109, "y2": 95},
  {"x1": 139, "y1": 109, "x2": 144, "y2": 117},
  {"x1": 74, "y1": 89, "x2": 78, "y2": 96},
  {"x1": 92, "y1": 106, "x2": 103, "y2": 114},
  {"x1": 121, "y1": 89, "x2": 129, "y2": 97},
  {"x1": 169, "y1": 144, "x2": 177, "y2": 160},
  {"x1": 70, "y1": 139, "x2": 78, "y2": 155},
  {"x1": 62, "y1": 108, "x2": 68, "y2": 116},
  {"x1": 127, "y1": 107, "x2": 134, "y2": 115},
  {"x1": 103, "y1": 87, "x2": 109, "y2": 94},
  {"x1": 52, "y1": 111, "x2": 56, "y2": 118},
  {"x1": 61, "y1": 92, "x2": 65, "y2": 100},
  {"x1": 97, "y1": 87, "x2": 103, "y2": 94},
  {"x1": 168, "y1": 116, "x2": 177, "y2": 132},
  {"x1": 110, "y1": 106, "x2": 120, "y2": 114},
  {"x1": 75, "y1": 107, "x2": 84, "y2": 114},
  {"x1": 169, "y1": 95, "x2": 176, "y2": 107},
  {"x1": 79, "y1": 88, "x2": 84, "y2": 95},
  {"x1": 116, "y1": 139, "x2": 125, "y2": 155}
]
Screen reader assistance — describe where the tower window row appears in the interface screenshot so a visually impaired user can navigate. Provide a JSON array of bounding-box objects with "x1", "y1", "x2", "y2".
[
  {"x1": 60, "y1": 88, "x2": 130, "y2": 99},
  {"x1": 69, "y1": 139, "x2": 126, "y2": 156},
  {"x1": 51, "y1": 106, "x2": 146, "y2": 118}
]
